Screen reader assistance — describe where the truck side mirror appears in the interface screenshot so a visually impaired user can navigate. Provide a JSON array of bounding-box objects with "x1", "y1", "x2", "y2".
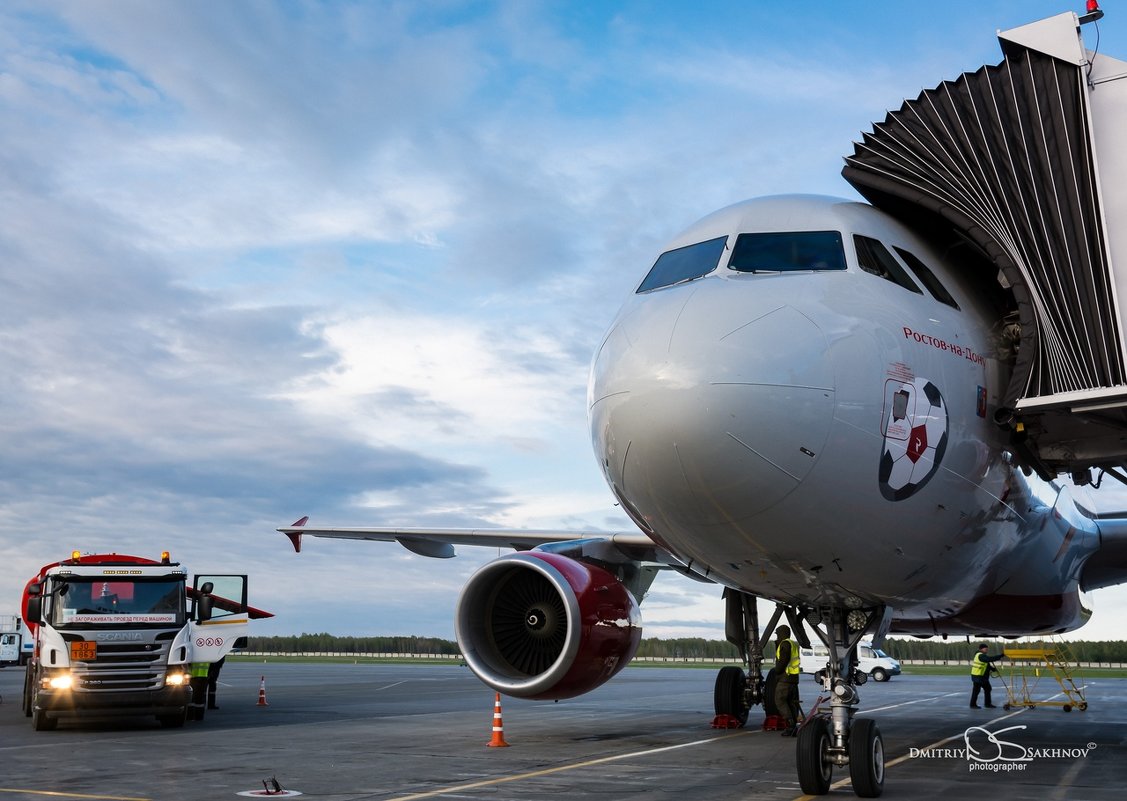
[
  {"x1": 26, "y1": 596, "x2": 42, "y2": 625},
  {"x1": 197, "y1": 581, "x2": 214, "y2": 623}
]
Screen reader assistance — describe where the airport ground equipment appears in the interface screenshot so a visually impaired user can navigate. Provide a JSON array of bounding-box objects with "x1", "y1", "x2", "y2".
[
  {"x1": 0, "y1": 614, "x2": 30, "y2": 666},
  {"x1": 1000, "y1": 641, "x2": 1087, "y2": 712},
  {"x1": 19, "y1": 551, "x2": 271, "y2": 730},
  {"x1": 844, "y1": 6, "x2": 1127, "y2": 482}
]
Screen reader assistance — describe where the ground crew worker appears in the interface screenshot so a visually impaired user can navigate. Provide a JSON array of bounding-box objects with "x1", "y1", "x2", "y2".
[
  {"x1": 188, "y1": 662, "x2": 210, "y2": 720},
  {"x1": 207, "y1": 656, "x2": 226, "y2": 710},
  {"x1": 774, "y1": 625, "x2": 802, "y2": 736},
  {"x1": 969, "y1": 643, "x2": 1003, "y2": 708}
]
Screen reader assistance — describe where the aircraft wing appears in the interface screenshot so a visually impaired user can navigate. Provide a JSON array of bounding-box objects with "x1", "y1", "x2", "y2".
[{"x1": 277, "y1": 516, "x2": 703, "y2": 577}]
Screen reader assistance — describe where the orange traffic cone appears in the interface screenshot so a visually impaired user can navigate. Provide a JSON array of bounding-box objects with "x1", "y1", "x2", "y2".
[
  {"x1": 257, "y1": 675, "x2": 269, "y2": 706},
  {"x1": 487, "y1": 692, "x2": 509, "y2": 747}
]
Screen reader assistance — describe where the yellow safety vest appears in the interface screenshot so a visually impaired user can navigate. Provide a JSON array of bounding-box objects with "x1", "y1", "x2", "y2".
[
  {"x1": 970, "y1": 652, "x2": 988, "y2": 676},
  {"x1": 190, "y1": 662, "x2": 210, "y2": 678},
  {"x1": 777, "y1": 638, "x2": 801, "y2": 675}
]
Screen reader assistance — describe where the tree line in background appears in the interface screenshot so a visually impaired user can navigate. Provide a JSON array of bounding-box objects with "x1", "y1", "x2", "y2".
[
  {"x1": 248, "y1": 634, "x2": 462, "y2": 655},
  {"x1": 246, "y1": 634, "x2": 1127, "y2": 663}
]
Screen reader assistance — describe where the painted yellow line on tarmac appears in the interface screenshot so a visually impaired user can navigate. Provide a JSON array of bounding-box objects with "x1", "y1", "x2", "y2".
[
  {"x1": 384, "y1": 729, "x2": 756, "y2": 801},
  {"x1": 0, "y1": 789, "x2": 150, "y2": 801}
]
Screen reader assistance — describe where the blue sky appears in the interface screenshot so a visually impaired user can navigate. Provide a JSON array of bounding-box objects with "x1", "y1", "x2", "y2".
[{"x1": 4, "y1": 0, "x2": 1127, "y2": 642}]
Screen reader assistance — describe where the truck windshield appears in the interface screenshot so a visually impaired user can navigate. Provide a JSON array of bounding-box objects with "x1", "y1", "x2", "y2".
[{"x1": 51, "y1": 577, "x2": 185, "y2": 627}]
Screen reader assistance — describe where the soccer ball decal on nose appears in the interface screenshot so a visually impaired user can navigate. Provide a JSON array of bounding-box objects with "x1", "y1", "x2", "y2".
[{"x1": 878, "y1": 377, "x2": 948, "y2": 501}]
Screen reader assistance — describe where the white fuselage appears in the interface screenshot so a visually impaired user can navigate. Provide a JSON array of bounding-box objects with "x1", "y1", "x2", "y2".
[{"x1": 588, "y1": 195, "x2": 1096, "y2": 635}]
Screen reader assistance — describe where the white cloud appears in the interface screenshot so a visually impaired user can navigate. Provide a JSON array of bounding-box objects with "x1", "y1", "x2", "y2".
[{"x1": 284, "y1": 311, "x2": 585, "y2": 455}]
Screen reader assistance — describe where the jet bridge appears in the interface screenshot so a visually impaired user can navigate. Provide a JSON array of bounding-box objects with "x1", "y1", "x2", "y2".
[{"x1": 842, "y1": 9, "x2": 1127, "y2": 481}]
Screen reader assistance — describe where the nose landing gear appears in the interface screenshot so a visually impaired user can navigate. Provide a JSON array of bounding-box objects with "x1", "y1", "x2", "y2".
[{"x1": 797, "y1": 604, "x2": 889, "y2": 798}]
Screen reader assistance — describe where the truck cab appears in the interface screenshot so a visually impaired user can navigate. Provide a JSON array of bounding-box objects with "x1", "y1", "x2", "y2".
[{"x1": 20, "y1": 552, "x2": 264, "y2": 730}]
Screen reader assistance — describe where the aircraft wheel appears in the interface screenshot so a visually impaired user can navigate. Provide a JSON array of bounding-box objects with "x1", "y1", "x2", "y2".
[
  {"x1": 796, "y1": 716, "x2": 833, "y2": 795},
  {"x1": 713, "y1": 666, "x2": 748, "y2": 725},
  {"x1": 763, "y1": 668, "x2": 780, "y2": 716},
  {"x1": 1080, "y1": 702, "x2": 1088, "y2": 711},
  {"x1": 848, "y1": 717, "x2": 884, "y2": 798},
  {"x1": 1063, "y1": 704, "x2": 1072, "y2": 713}
]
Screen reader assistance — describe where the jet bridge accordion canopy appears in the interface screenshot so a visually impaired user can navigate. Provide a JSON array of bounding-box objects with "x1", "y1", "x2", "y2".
[{"x1": 842, "y1": 11, "x2": 1127, "y2": 476}]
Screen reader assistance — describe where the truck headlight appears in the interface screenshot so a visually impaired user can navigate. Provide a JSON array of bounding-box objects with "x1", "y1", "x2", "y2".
[
  {"x1": 164, "y1": 672, "x2": 188, "y2": 686},
  {"x1": 47, "y1": 673, "x2": 74, "y2": 690}
]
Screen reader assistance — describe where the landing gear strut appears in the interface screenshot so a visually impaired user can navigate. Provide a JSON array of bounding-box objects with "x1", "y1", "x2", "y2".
[
  {"x1": 711, "y1": 589, "x2": 761, "y2": 725},
  {"x1": 712, "y1": 592, "x2": 811, "y2": 726},
  {"x1": 796, "y1": 603, "x2": 890, "y2": 798}
]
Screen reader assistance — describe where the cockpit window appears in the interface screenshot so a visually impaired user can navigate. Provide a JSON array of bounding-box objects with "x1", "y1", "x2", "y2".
[
  {"x1": 853, "y1": 235, "x2": 923, "y2": 295},
  {"x1": 636, "y1": 236, "x2": 728, "y2": 293},
  {"x1": 894, "y1": 247, "x2": 961, "y2": 310},
  {"x1": 727, "y1": 231, "x2": 846, "y2": 273}
]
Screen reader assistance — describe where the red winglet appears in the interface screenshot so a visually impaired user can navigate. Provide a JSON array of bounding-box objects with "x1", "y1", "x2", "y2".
[{"x1": 286, "y1": 516, "x2": 308, "y2": 553}]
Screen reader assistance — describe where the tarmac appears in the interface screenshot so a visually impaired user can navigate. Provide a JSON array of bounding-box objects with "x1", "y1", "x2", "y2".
[{"x1": 0, "y1": 661, "x2": 1123, "y2": 800}]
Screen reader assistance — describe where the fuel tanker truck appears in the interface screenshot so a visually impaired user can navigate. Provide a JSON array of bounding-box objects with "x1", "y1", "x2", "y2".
[{"x1": 20, "y1": 551, "x2": 271, "y2": 730}]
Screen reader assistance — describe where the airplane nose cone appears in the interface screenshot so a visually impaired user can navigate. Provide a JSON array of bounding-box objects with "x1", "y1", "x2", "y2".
[{"x1": 590, "y1": 285, "x2": 835, "y2": 530}]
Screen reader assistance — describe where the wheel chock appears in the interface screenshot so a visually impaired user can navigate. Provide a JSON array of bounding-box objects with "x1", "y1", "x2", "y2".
[{"x1": 710, "y1": 714, "x2": 744, "y2": 729}]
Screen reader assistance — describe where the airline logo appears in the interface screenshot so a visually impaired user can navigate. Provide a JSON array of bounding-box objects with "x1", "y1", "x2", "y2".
[{"x1": 878, "y1": 377, "x2": 949, "y2": 501}]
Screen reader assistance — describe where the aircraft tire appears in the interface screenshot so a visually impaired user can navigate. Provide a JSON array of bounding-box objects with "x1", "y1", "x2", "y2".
[
  {"x1": 713, "y1": 665, "x2": 748, "y2": 724},
  {"x1": 763, "y1": 668, "x2": 780, "y2": 716},
  {"x1": 848, "y1": 717, "x2": 884, "y2": 798},
  {"x1": 796, "y1": 715, "x2": 832, "y2": 795}
]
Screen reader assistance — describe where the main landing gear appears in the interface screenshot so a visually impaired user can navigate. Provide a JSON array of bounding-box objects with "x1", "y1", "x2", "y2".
[{"x1": 712, "y1": 592, "x2": 890, "y2": 798}]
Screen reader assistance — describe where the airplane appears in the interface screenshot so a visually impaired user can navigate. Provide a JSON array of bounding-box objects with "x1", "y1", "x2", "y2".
[{"x1": 279, "y1": 6, "x2": 1127, "y2": 798}]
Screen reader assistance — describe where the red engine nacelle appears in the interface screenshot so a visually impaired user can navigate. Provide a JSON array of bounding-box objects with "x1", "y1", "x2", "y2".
[{"x1": 455, "y1": 551, "x2": 642, "y2": 699}]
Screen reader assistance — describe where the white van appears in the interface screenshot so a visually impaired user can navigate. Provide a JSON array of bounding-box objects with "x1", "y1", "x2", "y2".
[{"x1": 798, "y1": 641, "x2": 901, "y2": 682}]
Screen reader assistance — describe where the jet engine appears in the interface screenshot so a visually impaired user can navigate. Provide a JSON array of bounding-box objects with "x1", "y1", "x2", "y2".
[{"x1": 455, "y1": 551, "x2": 642, "y2": 699}]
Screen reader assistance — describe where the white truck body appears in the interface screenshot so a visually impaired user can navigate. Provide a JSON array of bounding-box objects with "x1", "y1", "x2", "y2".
[
  {"x1": 22, "y1": 554, "x2": 257, "y2": 730},
  {"x1": 0, "y1": 614, "x2": 29, "y2": 666},
  {"x1": 798, "y1": 641, "x2": 901, "y2": 681}
]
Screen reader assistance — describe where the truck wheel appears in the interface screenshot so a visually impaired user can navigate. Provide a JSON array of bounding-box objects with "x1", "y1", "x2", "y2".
[
  {"x1": 159, "y1": 709, "x2": 187, "y2": 728},
  {"x1": 31, "y1": 698, "x2": 57, "y2": 731},
  {"x1": 22, "y1": 663, "x2": 33, "y2": 717},
  {"x1": 871, "y1": 668, "x2": 889, "y2": 682}
]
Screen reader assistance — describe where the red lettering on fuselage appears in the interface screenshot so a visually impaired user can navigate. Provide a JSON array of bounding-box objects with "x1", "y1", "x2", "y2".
[{"x1": 902, "y1": 326, "x2": 985, "y2": 367}]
